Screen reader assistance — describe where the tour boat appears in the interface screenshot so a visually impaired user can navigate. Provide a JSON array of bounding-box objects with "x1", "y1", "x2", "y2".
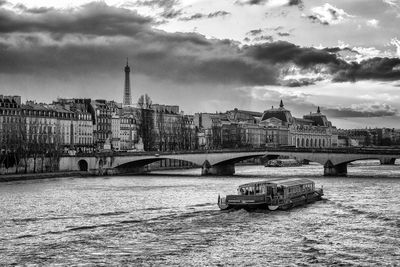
[
  {"x1": 265, "y1": 159, "x2": 301, "y2": 167},
  {"x1": 217, "y1": 178, "x2": 323, "y2": 211}
]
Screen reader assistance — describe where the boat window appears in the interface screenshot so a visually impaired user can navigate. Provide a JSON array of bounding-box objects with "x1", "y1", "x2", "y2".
[
  {"x1": 248, "y1": 187, "x2": 254, "y2": 195},
  {"x1": 277, "y1": 186, "x2": 284, "y2": 195},
  {"x1": 259, "y1": 185, "x2": 266, "y2": 194},
  {"x1": 255, "y1": 184, "x2": 264, "y2": 195}
]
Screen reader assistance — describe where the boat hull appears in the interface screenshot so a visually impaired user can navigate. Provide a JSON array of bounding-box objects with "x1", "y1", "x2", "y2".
[{"x1": 218, "y1": 189, "x2": 323, "y2": 211}]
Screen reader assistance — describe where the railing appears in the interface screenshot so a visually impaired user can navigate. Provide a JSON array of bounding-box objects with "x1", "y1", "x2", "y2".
[{"x1": 63, "y1": 146, "x2": 400, "y2": 157}]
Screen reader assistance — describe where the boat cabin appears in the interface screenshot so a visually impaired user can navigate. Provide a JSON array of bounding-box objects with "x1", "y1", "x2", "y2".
[
  {"x1": 238, "y1": 182, "x2": 276, "y2": 196},
  {"x1": 277, "y1": 178, "x2": 315, "y2": 199},
  {"x1": 219, "y1": 178, "x2": 322, "y2": 211},
  {"x1": 237, "y1": 178, "x2": 314, "y2": 199}
]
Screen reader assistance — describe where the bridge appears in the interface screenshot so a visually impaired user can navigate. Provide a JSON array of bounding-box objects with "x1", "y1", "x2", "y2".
[{"x1": 59, "y1": 148, "x2": 400, "y2": 177}]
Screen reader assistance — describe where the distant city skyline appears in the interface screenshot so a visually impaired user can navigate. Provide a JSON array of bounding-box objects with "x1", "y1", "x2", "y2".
[{"x1": 0, "y1": 0, "x2": 399, "y2": 129}]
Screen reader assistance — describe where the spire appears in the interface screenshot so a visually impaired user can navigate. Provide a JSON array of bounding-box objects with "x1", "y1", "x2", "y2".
[
  {"x1": 317, "y1": 106, "x2": 321, "y2": 113},
  {"x1": 279, "y1": 99, "x2": 284, "y2": 108},
  {"x1": 123, "y1": 59, "x2": 132, "y2": 106}
]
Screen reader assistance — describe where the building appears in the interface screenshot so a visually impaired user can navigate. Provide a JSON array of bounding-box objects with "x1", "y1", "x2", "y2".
[
  {"x1": 120, "y1": 114, "x2": 138, "y2": 150},
  {"x1": 111, "y1": 112, "x2": 121, "y2": 150},
  {"x1": 23, "y1": 101, "x2": 60, "y2": 148},
  {"x1": 182, "y1": 115, "x2": 197, "y2": 150},
  {"x1": 91, "y1": 100, "x2": 119, "y2": 150},
  {"x1": 226, "y1": 108, "x2": 262, "y2": 124},
  {"x1": 152, "y1": 104, "x2": 197, "y2": 151},
  {"x1": 53, "y1": 98, "x2": 94, "y2": 152},
  {"x1": 0, "y1": 95, "x2": 22, "y2": 153},
  {"x1": 194, "y1": 113, "x2": 227, "y2": 149},
  {"x1": 72, "y1": 110, "x2": 93, "y2": 152},
  {"x1": 260, "y1": 101, "x2": 337, "y2": 148}
]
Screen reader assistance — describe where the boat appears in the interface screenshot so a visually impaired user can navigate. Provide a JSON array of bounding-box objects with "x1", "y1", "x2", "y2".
[
  {"x1": 217, "y1": 178, "x2": 323, "y2": 211},
  {"x1": 265, "y1": 159, "x2": 301, "y2": 167}
]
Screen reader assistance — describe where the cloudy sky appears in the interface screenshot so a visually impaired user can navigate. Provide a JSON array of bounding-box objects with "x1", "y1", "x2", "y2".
[{"x1": 1, "y1": 0, "x2": 400, "y2": 128}]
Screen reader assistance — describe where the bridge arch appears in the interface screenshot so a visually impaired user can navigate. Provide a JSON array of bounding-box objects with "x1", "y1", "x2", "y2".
[
  {"x1": 78, "y1": 159, "x2": 88, "y2": 171},
  {"x1": 211, "y1": 154, "x2": 269, "y2": 166},
  {"x1": 114, "y1": 157, "x2": 199, "y2": 171}
]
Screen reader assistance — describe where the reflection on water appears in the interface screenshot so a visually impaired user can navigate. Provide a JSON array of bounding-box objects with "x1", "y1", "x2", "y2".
[{"x1": 0, "y1": 163, "x2": 399, "y2": 266}]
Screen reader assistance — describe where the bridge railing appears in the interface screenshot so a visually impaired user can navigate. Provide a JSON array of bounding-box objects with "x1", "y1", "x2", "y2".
[{"x1": 61, "y1": 146, "x2": 400, "y2": 157}]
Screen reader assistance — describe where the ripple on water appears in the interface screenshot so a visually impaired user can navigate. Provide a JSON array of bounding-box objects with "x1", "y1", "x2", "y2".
[{"x1": 0, "y1": 165, "x2": 400, "y2": 266}]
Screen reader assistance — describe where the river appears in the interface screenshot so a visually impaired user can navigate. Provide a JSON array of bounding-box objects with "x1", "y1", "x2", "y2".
[{"x1": 0, "y1": 162, "x2": 399, "y2": 266}]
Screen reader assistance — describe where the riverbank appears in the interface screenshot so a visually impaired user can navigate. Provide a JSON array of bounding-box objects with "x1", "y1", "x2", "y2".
[
  {"x1": 0, "y1": 171, "x2": 93, "y2": 183},
  {"x1": 0, "y1": 166, "x2": 198, "y2": 183}
]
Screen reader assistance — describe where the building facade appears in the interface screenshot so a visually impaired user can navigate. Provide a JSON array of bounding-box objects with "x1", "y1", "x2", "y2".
[{"x1": 260, "y1": 101, "x2": 337, "y2": 148}]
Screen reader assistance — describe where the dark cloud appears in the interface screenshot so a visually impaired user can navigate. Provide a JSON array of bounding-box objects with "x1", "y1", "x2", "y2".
[
  {"x1": 305, "y1": 15, "x2": 330, "y2": 25},
  {"x1": 288, "y1": 0, "x2": 302, "y2": 6},
  {"x1": 114, "y1": 0, "x2": 183, "y2": 20},
  {"x1": 180, "y1": 11, "x2": 230, "y2": 21},
  {"x1": 244, "y1": 41, "x2": 343, "y2": 68},
  {"x1": 236, "y1": 0, "x2": 302, "y2": 7},
  {"x1": 180, "y1": 13, "x2": 204, "y2": 21},
  {"x1": 247, "y1": 29, "x2": 262, "y2": 36},
  {"x1": 253, "y1": 35, "x2": 274, "y2": 42},
  {"x1": 0, "y1": 2, "x2": 154, "y2": 35},
  {"x1": 208, "y1": 11, "x2": 230, "y2": 18},
  {"x1": 26, "y1": 7, "x2": 56, "y2": 14},
  {"x1": 135, "y1": 0, "x2": 179, "y2": 9},
  {"x1": 159, "y1": 8, "x2": 182, "y2": 19},
  {"x1": 0, "y1": 2, "x2": 399, "y2": 90},
  {"x1": 247, "y1": 28, "x2": 290, "y2": 39},
  {"x1": 323, "y1": 104, "x2": 398, "y2": 118},
  {"x1": 281, "y1": 79, "x2": 315, "y2": 87},
  {"x1": 235, "y1": 0, "x2": 268, "y2": 5},
  {"x1": 333, "y1": 58, "x2": 400, "y2": 82},
  {"x1": 0, "y1": 2, "x2": 277, "y2": 85},
  {"x1": 288, "y1": 0, "x2": 304, "y2": 9},
  {"x1": 323, "y1": 47, "x2": 358, "y2": 54},
  {"x1": 277, "y1": 32, "x2": 290, "y2": 37},
  {"x1": 13, "y1": 3, "x2": 55, "y2": 14}
]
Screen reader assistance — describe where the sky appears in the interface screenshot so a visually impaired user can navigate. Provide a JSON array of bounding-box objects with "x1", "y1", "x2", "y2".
[{"x1": 0, "y1": 0, "x2": 400, "y2": 128}]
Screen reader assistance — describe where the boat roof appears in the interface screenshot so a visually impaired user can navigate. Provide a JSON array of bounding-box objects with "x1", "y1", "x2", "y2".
[{"x1": 239, "y1": 178, "x2": 314, "y2": 188}]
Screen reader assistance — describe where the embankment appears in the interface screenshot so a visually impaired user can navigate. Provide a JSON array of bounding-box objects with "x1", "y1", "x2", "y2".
[{"x1": 0, "y1": 171, "x2": 93, "y2": 183}]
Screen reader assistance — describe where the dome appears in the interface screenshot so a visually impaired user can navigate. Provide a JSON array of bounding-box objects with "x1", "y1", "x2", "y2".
[{"x1": 260, "y1": 100, "x2": 293, "y2": 123}]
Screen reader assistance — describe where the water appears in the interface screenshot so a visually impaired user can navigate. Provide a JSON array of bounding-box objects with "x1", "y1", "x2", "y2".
[{"x1": 1, "y1": 163, "x2": 400, "y2": 266}]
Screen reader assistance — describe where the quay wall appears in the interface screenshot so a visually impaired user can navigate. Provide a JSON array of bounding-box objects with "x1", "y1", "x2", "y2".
[
  {"x1": 0, "y1": 157, "x2": 58, "y2": 175},
  {"x1": 0, "y1": 156, "x2": 200, "y2": 182},
  {"x1": 0, "y1": 171, "x2": 93, "y2": 183}
]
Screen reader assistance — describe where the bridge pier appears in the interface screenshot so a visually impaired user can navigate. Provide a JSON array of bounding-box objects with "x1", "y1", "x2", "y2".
[
  {"x1": 380, "y1": 158, "x2": 396, "y2": 165},
  {"x1": 201, "y1": 161, "x2": 235, "y2": 176},
  {"x1": 324, "y1": 161, "x2": 347, "y2": 176}
]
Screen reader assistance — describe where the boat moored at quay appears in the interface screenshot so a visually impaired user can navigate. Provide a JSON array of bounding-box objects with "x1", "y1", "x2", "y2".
[
  {"x1": 265, "y1": 159, "x2": 301, "y2": 167},
  {"x1": 218, "y1": 178, "x2": 323, "y2": 211}
]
